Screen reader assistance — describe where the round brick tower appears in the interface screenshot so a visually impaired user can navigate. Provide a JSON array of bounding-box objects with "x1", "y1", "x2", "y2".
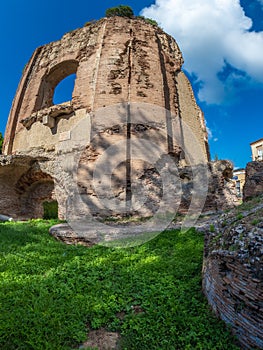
[
  {"x1": 3, "y1": 16, "x2": 209, "y2": 159},
  {"x1": 1, "y1": 16, "x2": 211, "y2": 220}
]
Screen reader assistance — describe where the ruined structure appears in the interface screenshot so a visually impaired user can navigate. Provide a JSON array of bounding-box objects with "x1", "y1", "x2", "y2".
[
  {"x1": 203, "y1": 162, "x2": 263, "y2": 349},
  {"x1": 1, "y1": 16, "x2": 213, "y2": 220},
  {"x1": 243, "y1": 161, "x2": 263, "y2": 201},
  {"x1": 3, "y1": 17, "x2": 209, "y2": 157},
  {"x1": 203, "y1": 199, "x2": 263, "y2": 349}
]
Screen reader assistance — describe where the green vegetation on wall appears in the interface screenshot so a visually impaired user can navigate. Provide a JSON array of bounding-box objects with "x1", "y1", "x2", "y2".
[
  {"x1": 137, "y1": 16, "x2": 158, "y2": 26},
  {"x1": 104, "y1": 6, "x2": 159, "y2": 27},
  {"x1": 105, "y1": 5, "x2": 134, "y2": 18}
]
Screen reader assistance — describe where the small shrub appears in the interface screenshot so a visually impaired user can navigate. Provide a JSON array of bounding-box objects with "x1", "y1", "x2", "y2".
[
  {"x1": 236, "y1": 213, "x2": 243, "y2": 220},
  {"x1": 252, "y1": 219, "x2": 260, "y2": 226},
  {"x1": 222, "y1": 220, "x2": 227, "y2": 227},
  {"x1": 209, "y1": 224, "x2": 215, "y2": 232},
  {"x1": 105, "y1": 5, "x2": 134, "y2": 18},
  {"x1": 137, "y1": 16, "x2": 158, "y2": 26}
]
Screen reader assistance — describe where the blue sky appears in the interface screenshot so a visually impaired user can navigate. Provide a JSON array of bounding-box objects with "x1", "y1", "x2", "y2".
[{"x1": 0, "y1": 0, "x2": 262, "y2": 168}]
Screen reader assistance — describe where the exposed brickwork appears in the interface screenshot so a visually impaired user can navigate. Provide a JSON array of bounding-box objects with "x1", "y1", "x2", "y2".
[
  {"x1": 243, "y1": 161, "x2": 263, "y2": 200},
  {"x1": 0, "y1": 16, "x2": 214, "y2": 220},
  {"x1": 3, "y1": 17, "x2": 208, "y2": 160},
  {"x1": 0, "y1": 155, "x2": 55, "y2": 219},
  {"x1": 203, "y1": 201, "x2": 263, "y2": 349}
]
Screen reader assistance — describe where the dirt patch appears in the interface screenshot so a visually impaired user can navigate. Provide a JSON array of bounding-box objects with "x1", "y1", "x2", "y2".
[{"x1": 80, "y1": 328, "x2": 121, "y2": 350}]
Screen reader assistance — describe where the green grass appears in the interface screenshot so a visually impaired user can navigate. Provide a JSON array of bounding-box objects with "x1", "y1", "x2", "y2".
[
  {"x1": 0, "y1": 220, "x2": 239, "y2": 350},
  {"x1": 236, "y1": 213, "x2": 244, "y2": 220}
]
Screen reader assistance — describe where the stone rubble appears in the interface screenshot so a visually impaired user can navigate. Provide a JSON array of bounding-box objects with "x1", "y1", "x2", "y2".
[{"x1": 0, "y1": 214, "x2": 13, "y2": 222}]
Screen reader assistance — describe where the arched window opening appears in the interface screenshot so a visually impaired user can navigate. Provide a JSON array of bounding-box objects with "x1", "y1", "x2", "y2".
[
  {"x1": 34, "y1": 60, "x2": 78, "y2": 111},
  {"x1": 53, "y1": 73, "x2": 76, "y2": 105}
]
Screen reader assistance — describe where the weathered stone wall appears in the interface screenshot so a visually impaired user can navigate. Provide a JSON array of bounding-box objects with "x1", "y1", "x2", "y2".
[
  {"x1": 203, "y1": 201, "x2": 263, "y2": 349},
  {"x1": 202, "y1": 158, "x2": 263, "y2": 349},
  {"x1": 0, "y1": 155, "x2": 56, "y2": 219},
  {"x1": 1, "y1": 16, "x2": 213, "y2": 220},
  {"x1": 0, "y1": 154, "x2": 237, "y2": 221},
  {"x1": 176, "y1": 160, "x2": 238, "y2": 214},
  {"x1": 0, "y1": 156, "x2": 33, "y2": 218},
  {"x1": 3, "y1": 17, "x2": 209, "y2": 161},
  {"x1": 206, "y1": 160, "x2": 238, "y2": 211},
  {"x1": 243, "y1": 161, "x2": 263, "y2": 201}
]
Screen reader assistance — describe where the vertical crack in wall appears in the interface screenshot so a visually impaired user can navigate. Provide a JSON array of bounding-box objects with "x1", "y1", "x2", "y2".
[
  {"x1": 172, "y1": 70, "x2": 186, "y2": 161},
  {"x1": 178, "y1": 114, "x2": 186, "y2": 160},
  {"x1": 91, "y1": 21, "x2": 107, "y2": 111},
  {"x1": 125, "y1": 26, "x2": 133, "y2": 215},
  {"x1": 175, "y1": 73, "x2": 186, "y2": 161},
  {"x1": 155, "y1": 33, "x2": 174, "y2": 155}
]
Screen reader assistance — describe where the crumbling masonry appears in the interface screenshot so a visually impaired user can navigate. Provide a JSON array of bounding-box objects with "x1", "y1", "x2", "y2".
[{"x1": 1, "y1": 16, "x2": 218, "y2": 220}]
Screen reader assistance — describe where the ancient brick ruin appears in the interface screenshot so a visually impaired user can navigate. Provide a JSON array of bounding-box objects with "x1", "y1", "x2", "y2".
[
  {"x1": 203, "y1": 162, "x2": 263, "y2": 349},
  {"x1": 3, "y1": 17, "x2": 210, "y2": 158},
  {"x1": 1, "y1": 16, "x2": 217, "y2": 220},
  {"x1": 203, "y1": 201, "x2": 263, "y2": 349},
  {"x1": 243, "y1": 161, "x2": 263, "y2": 201}
]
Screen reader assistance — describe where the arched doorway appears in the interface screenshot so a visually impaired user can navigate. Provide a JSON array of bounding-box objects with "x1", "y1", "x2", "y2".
[{"x1": 16, "y1": 168, "x2": 58, "y2": 219}]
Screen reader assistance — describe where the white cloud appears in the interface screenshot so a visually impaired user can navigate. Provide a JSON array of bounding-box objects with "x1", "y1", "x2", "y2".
[
  {"x1": 141, "y1": 0, "x2": 263, "y2": 104},
  {"x1": 206, "y1": 125, "x2": 213, "y2": 140},
  {"x1": 206, "y1": 124, "x2": 218, "y2": 142}
]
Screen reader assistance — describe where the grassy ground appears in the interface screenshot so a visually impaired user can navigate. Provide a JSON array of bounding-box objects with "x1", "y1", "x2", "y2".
[{"x1": 0, "y1": 220, "x2": 240, "y2": 350}]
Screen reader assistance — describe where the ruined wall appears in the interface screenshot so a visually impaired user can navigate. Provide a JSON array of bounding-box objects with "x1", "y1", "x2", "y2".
[
  {"x1": 243, "y1": 161, "x2": 263, "y2": 201},
  {"x1": 202, "y1": 159, "x2": 263, "y2": 349},
  {"x1": 0, "y1": 155, "x2": 56, "y2": 219},
  {"x1": 203, "y1": 201, "x2": 263, "y2": 349},
  {"x1": 3, "y1": 17, "x2": 209, "y2": 161},
  {"x1": 203, "y1": 157, "x2": 263, "y2": 350},
  {"x1": 1, "y1": 16, "x2": 212, "y2": 220},
  {"x1": 178, "y1": 160, "x2": 238, "y2": 214},
  {"x1": 0, "y1": 156, "x2": 33, "y2": 218}
]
